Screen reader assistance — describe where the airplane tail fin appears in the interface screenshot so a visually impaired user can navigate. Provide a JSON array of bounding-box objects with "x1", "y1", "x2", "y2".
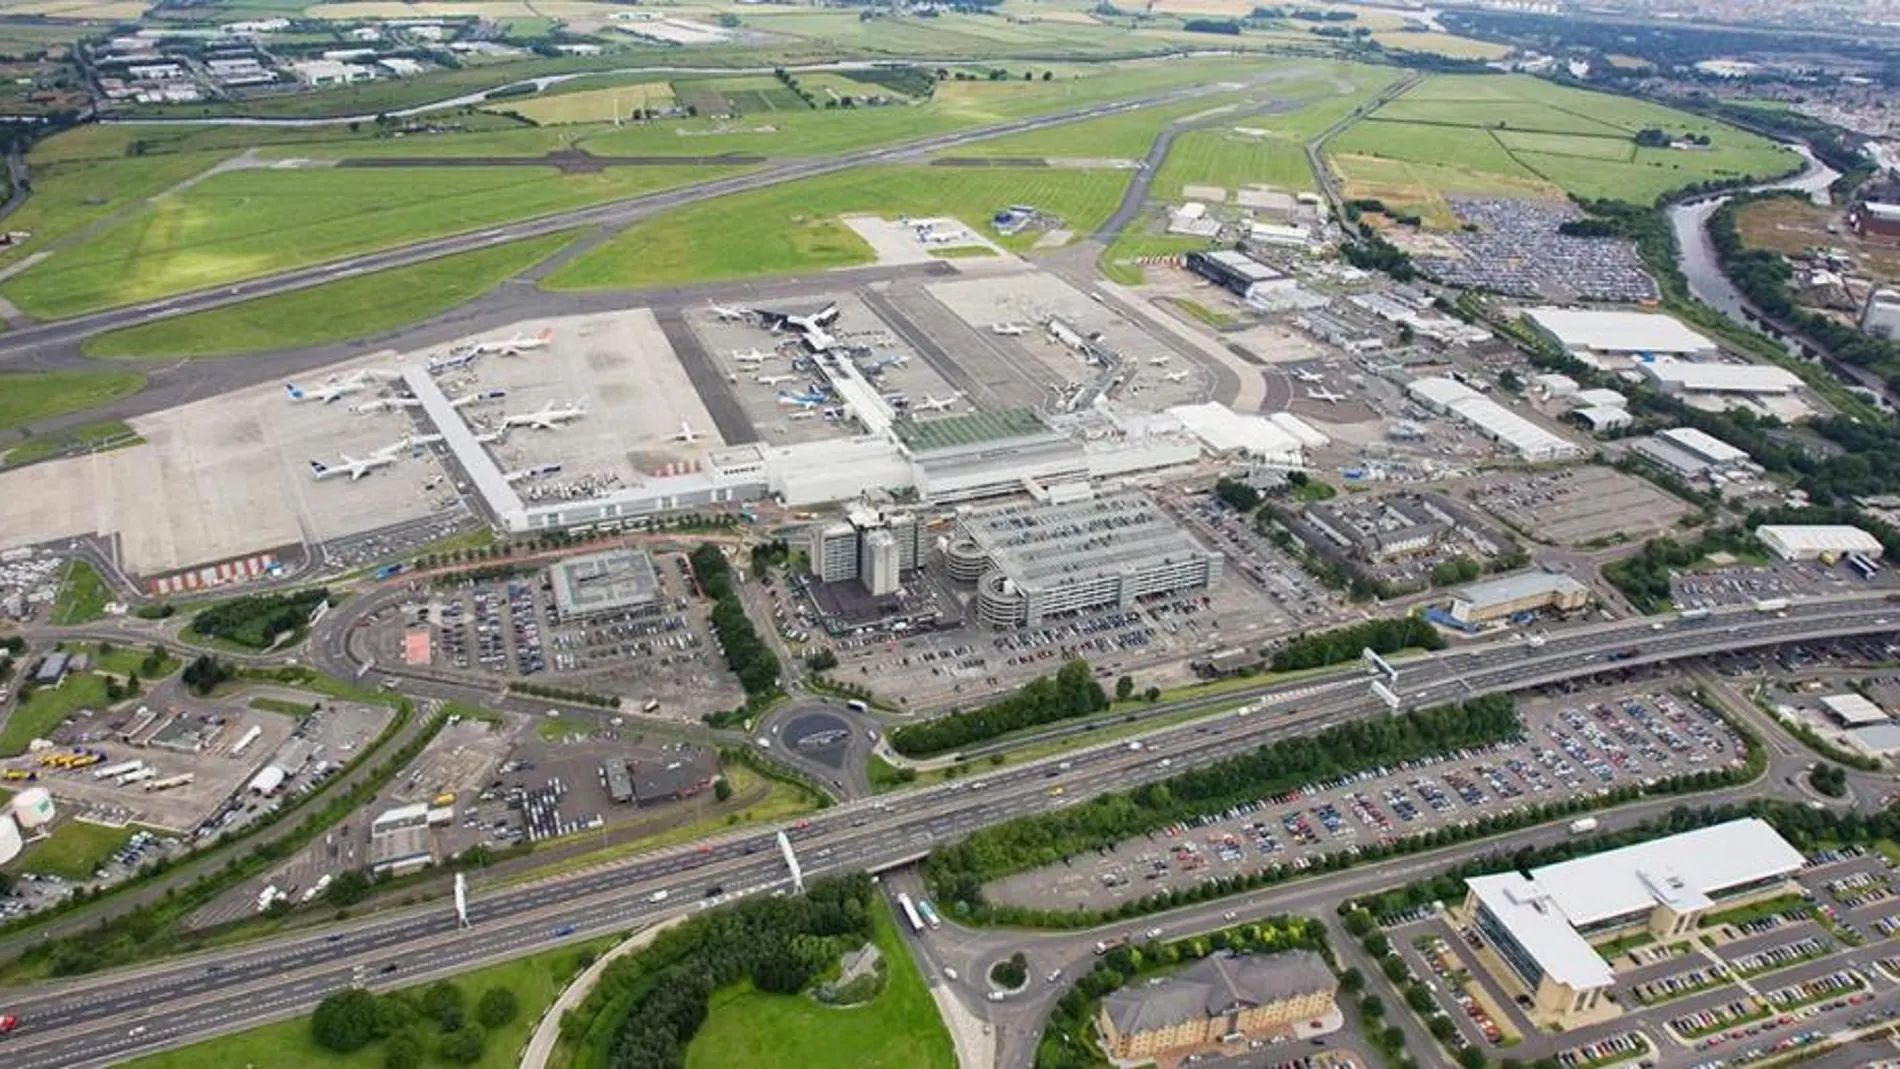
[
  {"x1": 308, "y1": 460, "x2": 328, "y2": 476},
  {"x1": 285, "y1": 384, "x2": 304, "y2": 400},
  {"x1": 537, "y1": 328, "x2": 554, "y2": 341}
]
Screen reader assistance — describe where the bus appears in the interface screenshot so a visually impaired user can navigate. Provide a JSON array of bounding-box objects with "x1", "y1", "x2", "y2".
[
  {"x1": 1849, "y1": 553, "x2": 1881, "y2": 580},
  {"x1": 896, "y1": 893, "x2": 925, "y2": 934},
  {"x1": 916, "y1": 898, "x2": 943, "y2": 930}
]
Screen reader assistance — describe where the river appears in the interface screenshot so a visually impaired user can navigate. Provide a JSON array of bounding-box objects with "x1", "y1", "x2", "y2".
[{"x1": 1666, "y1": 143, "x2": 1839, "y2": 335}]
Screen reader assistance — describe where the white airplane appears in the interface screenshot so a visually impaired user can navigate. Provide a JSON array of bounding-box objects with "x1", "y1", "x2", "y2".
[
  {"x1": 672, "y1": 421, "x2": 703, "y2": 443},
  {"x1": 471, "y1": 328, "x2": 554, "y2": 356},
  {"x1": 709, "y1": 302, "x2": 749, "y2": 322},
  {"x1": 1306, "y1": 387, "x2": 1344, "y2": 404},
  {"x1": 1164, "y1": 370, "x2": 1190, "y2": 383},
  {"x1": 450, "y1": 388, "x2": 507, "y2": 408},
  {"x1": 349, "y1": 396, "x2": 419, "y2": 414},
  {"x1": 756, "y1": 373, "x2": 798, "y2": 387},
  {"x1": 473, "y1": 428, "x2": 508, "y2": 445},
  {"x1": 732, "y1": 347, "x2": 777, "y2": 364},
  {"x1": 286, "y1": 376, "x2": 371, "y2": 404},
  {"x1": 990, "y1": 323, "x2": 1028, "y2": 336},
  {"x1": 308, "y1": 451, "x2": 396, "y2": 481},
  {"x1": 389, "y1": 433, "x2": 443, "y2": 452},
  {"x1": 503, "y1": 463, "x2": 563, "y2": 484},
  {"x1": 428, "y1": 349, "x2": 481, "y2": 374},
  {"x1": 777, "y1": 390, "x2": 824, "y2": 409},
  {"x1": 915, "y1": 393, "x2": 961, "y2": 413},
  {"x1": 504, "y1": 398, "x2": 588, "y2": 430},
  {"x1": 1292, "y1": 367, "x2": 1326, "y2": 384},
  {"x1": 1147, "y1": 356, "x2": 1171, "y2": 366}
]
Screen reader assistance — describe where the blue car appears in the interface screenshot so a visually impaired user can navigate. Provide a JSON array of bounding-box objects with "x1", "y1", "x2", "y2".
[{"x1": 552, "y1": 924, "x2": 575, "y2": 938}]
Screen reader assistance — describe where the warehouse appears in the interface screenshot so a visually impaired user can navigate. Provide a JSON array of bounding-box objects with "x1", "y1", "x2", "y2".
[
  {"x1": 1821, "y1": 693, "x2": 1889, "y2": 727},
  {"x1": 1167, "y1": 402, "x2": 1310, "y2": 469},
  {"x1": 1636, "y1": 358, "x2": 1801, "y2": 397},
  {"x1": 1447, "y1": 570, "x2": 1590, "y2": 626},
  {"x1": 1405, "y1": 378, "x2": 1581, "y2": 463},
  {"x1": 1459, "y1": 819, "x2": 1803, "y2": 1027},
  {"x1": 1186, "y1": 249, "x2": 1282, "y2": 299},
  {"x1": 1756, "y1": 524, "x2": 1884, "y2": 561},
  {"x1": 1525, "y1": 308, "x2": 1718, "y2": 360},
  {"x1": 368, "y1": 802, "x2": 438, "y2": 875},
  {"x1": 548, "y1": 549, "x2": 662, "y2": 621},
  {"x1": 953, "y1": 489, "x2": 1224, "y2": 628}
]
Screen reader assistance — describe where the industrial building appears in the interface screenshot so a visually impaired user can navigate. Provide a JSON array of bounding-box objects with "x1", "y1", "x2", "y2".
[
  {"x1": 1853, "y1": 201, "x2": 1900, "y2": 240},
  {"x1": 368, "y1": 801, "x2": 446, "y2": 874},
  {"x1": 1525, "y1": 308, "x2": 1718, "y2": 361},
  {"x1": 1629, "y1": 426, "x2": 1755, "y2": 479},
  {"x1": 548, "y1": 549, "x2": 662, "y2": 621},
  {"x1": 1636, "y1": 358, "x2": 1802, "y2": 397},
  {"x1": 949, "y1": 489, "x2": 1223, "y2": 628},
  {"x1": 1186, "y1": 249, "x2": 1284, "y2": 300},
  {"x1": 1096, "y1": 950, "x2": 1336, "y2": 1060},
  {"x1": 1459, "y1": 819, "x2": 1804, "y2": 1027},
  {"x1": 1166, "y1": 403, "x2": 1316, "y2": 470},
  {"x1": 805, "y1": 502, "x2": 923, "y2": 596},
  {"x1": 1863, "y1": 288, "x2": 1900, "y2": 339},
  {"x1": 1448, "y1": 571, "x2": 1590, "y2": 626},
  {"x1": 1821, "y1": 693, "x2": 1888, "y2": 727},
  {"x1": 1306, "y1": 496, "x2": 1452, "y2": 562},
  {"x1": 1405, "y1": 378, "x2": 1582, "y2": 463},
  {"x1": 1756, "y1": 524, "x2": 1884, "y2": 562}
]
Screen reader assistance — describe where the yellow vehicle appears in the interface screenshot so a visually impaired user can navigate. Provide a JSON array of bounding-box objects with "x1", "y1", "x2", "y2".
[
  {"x1": 1047, "y1": 786, "x2": 1064, "y2": 797},
  {"x1": 432, "y1": 792, "x2": 455, "y2": 807},
  {"x1": 3, "y1": 769, "x2": 31, "y2": 781}
]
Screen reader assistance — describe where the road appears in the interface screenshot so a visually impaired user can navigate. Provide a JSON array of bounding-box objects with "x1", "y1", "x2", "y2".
[{"x1": 0, "y1": 596, "x2": 1896, "y2": 1066}]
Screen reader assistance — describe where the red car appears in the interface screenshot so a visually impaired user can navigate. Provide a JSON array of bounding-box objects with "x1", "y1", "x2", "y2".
[{"x1": 0, "y1": 1014, "x2": 17, "y2": 1035}]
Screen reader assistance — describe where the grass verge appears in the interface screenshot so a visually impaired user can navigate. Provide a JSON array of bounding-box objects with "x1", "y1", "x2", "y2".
[
  {"x1": 0, "y1": 371, "x2": 145, "y2": 432},
  {"x1": 6, "y1": 820, "x2": 139, "y2": 881},
  {"x1": 0, "y1": 420, "x2": 141, "y2": 468},
  {"x1": 50, "y1": 559, "x2": 112, "y2": 625}
]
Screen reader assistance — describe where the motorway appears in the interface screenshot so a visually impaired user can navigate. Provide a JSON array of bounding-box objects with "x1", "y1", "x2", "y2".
[{"x1": 1, "y1": 595, "x2": 1898, "y2": 1065}]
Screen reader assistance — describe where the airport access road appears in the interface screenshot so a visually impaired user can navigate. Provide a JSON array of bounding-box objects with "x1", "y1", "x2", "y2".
[{"x1": 2, "y1": 596, "x2": 1897, "y2": 1066}]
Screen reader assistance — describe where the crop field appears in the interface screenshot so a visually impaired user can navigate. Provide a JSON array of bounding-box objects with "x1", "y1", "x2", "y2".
[
  {"x1": 1493, "y1": 128, "x2": 1638, "y2": 162},
  {"x1": 547, "y1": 164, "x2": 1131, "y2": 289},
  {"x1": 489, "y1": 82, "x2": 675, "y2": 126},
  {"x1": 3, "y1": 163, "x2": 751, "y2": 319},
  {"x1": 1328, "y1": 121, "x2": 1539, "y2": 180},
  {"x1": 1370, "y1": 97, "x2": 1629, "y2": 136},
  {"x1": 84, "y1": 231, "x2": 576, "y2": 359},
  {"x1": 0, "y1": 369, "x2": 146, "y2": 431}
]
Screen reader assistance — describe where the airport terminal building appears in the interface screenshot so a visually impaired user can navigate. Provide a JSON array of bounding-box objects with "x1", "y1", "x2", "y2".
[{"x1": 1458, "y1": 819, "x2": 1804, "y2": 1027}]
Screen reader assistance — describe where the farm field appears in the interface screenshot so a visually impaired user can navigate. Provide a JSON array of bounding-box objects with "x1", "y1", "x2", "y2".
[
  {"x1": 84, "y1": 231, "x2": 577, "y2": 359},
  {"x1": 1328, "y1": 120, "x2": 1540, "y2": 180},
  {"x1": 0, "y1": 369, "x2": 146, "y2": 431},
  {"x1": 1329, "y1": 153, "x2": 1557, "y2": 227},
  {"x1": 488, "y1": 82, "x2": 675, "y2": 125},
  {"x1": 3, "y1": 163, "x2": 751, "y2": 319},
  {"x1": 546, "y1": 164, "x2": 1131, "y2": 289}
]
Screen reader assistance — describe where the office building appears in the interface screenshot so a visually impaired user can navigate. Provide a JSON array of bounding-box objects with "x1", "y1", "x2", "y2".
[
  {"x1": 1756, "y1": 524, "x2": 1883, "y2": 562},
  {"x1": 1448, "y1": 571, "x2": 1590, "y2": 626},
  {"x1": 804, "y1": 502, "x2": 923, "y2": 590},
  {"x1": 1187, "y1": 249, "x2": 1283, "y2": 299},
  {"x1": 1460, "y1": 819, "x2": 1803, "y2": 1027},
  {"x1": 1097, "y1": 951, "x2": 1336, "y2": 1060},
  {"x1": 953, "y1": 489, "x2": 1223, "y2": 628},
  {"x1": 548, "y1": 549, "x2": 662, "y2": 621}
]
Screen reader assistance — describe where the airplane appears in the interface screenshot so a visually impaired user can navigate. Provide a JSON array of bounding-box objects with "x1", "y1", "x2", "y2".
[
  {"x1": 286, "y1": 377, "x2": 371, "y2": 404},
  {"x1": 672, "y1": 421, "x2": 703, "y2": 443},
  {"x1": 1164, "y1": 370, "x2": 1191, "y2": 383},
  {"x1": 503, "y1": 463, "x2": 563, "y2": 484},
  {"x1": 1147, "y1": 356, "x2": 1171, "y2": 366},
  {"x1": 1306, "y1": 387, "x2": 1344, "y2": 404},
  {"x1": 308, "y1": 451, "x2": 396, "y2": 481},
  {"x1": 503, "y1": 398, "x2": 588, "y2": 430},
  {"x1": 471, "y1": 328, "x2": 554, "y2": 356},
  {"x1": 777, "y1": 390, "x2": 824, "y2": 409},
  {"x1": 732, "y1": 347, "x2": 777, "y2": 364},
  {"x1": 708, "y1": 302, "x2": 749, "y2": 322},
  {"x1": 473, "y1": 428, "x2": 508, "y2": 445},
  {"x1": 914, "y1": 393, "x2": 961, "y2": 413},
  {"x1": 990, "y1": 323, "x2": 1028, "y2": 336},
  {"x1": 450, "y1": 389, "x2": 507, "y2": 408},
  {"x1": 756, "y1": 373, "x2": 798, "y2": 387},
  {"x1": 389, "y1": 433, "x2": 443, "y2": 452},
  {"x1": 1291, "y1": 367, "x2": 1326, "y2": 384},
  {"x1": 859, "y1": 354, "x2": 907, "y2": 373},
  {"x1": 427, "y1": 349, "x2": 482, "y2": 374},
  {"x1": 349, "y1": 396, "x2": 419, "y2": 414}
]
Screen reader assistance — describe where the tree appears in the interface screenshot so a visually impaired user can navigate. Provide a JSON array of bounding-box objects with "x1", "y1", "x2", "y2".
[
  {"x1": 1340, "y1": 966, "x2": 1365, "y2": 994},
  {"x1": 1115, "y1": 675, "x2": 1135, "y2": 702},
  {"x1": 438, "y1": 1023, "x2": 486, "y2": 1064},
  {"x1": 311, "y1": 988, "x2": 380, "y2": 1052},
  {"x1": 806, "y1": 648, "x2": 839, "y2": 672},
  {"x1": 476, "y1": 986, "x2": 519, "y2": 1028},
  {"x1": 326, "y1": 868, "x2": 373, "y2": 907},
  {"x1": 1213, "y1": 476, "x2": 1262, "y2": 513},
  {"x1": 383, "y1": 1031, "x2": 424, "y2": 1069},
  {"x1": 714, "y1": 778, "x2": 733, "y2": 803},
  {"x1": 421, "y1": 980, "x2": 466, "y2": 1029}
]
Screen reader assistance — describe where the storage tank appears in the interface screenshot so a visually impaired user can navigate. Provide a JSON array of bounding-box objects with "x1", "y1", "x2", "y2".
[
  {"x1": 0, "y1": 814, "x2": 20, "y2": 866},
  {"x1": 12, "y1": 786, "x2": 55, "y2": 830}
]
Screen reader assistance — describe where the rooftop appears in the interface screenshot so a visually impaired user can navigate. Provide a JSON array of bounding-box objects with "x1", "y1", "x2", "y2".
[
  {"x1": 893, "y1": 408, "x2": 1052, "y2": 453},
  {"x1": 1637, "y1": 358, "x2": 1801, "y2": 395},
  {"x1": 1526, "y1": 307, "x2": 1717, "y2": 354},
  {"x1": 961, "y1": 488, "x2": 1217, "y2": 594},
  {"x1": 1197, "y1": 249, "x2": 1282, "y2": 282},
  {"x1": 1453, "y1": 570, "x2": 1589, "y2": 609},
  {"x1": 1822, "y1": 693, "x2": 1888, "y2": 726},
  {"x1": 1756, "y1": 524, "x2": 1883, "y2": 555},
  {"x1": 1100, "y1": 951, "x2": 1334, "y2": 1038},
  {"x1": 1659, "y1": 426, "x2": 1748, "y2": 465},
  {"x1": 548, "y1": 549, "x2": 661, "y2": 618}
]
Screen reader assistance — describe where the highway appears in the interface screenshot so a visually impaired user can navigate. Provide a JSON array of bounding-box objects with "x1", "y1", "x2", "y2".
[{"x1": 1, "y1": 594, "x2": 1897, "y2": 1066}]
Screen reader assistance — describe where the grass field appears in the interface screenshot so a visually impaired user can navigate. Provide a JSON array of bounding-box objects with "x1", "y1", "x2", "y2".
[
  {"x1": 491, "y1": 82, "x2": 676, "y2": 126},
  {"x1": 27, "y1": 120, "x2": 526, "y2": 166},
  {"x1": 0, "y1": 671, "x2": 110, "y2": 755},
  {"x1": 84, "y1": 231, "x2": 577, "y2": 359},
  {"x1": 1372, "y1": 29, "x2": 1509, "y2": 59},
  {"x1": 1100, "y1": 230, "x2": 1210, "y2": 283},
  {"x1": 50, "y1": 559, "x2": 111, "y2": 625},
  {"x1": 1329, "y1": 153, "x2": 1558, "y2": 227},
  {"x1": 0, "y1": 370, "x2": 145, "y2": 431},
  {"x1": 5, "y1": 164, "x2": 749, "y2": 319},
  {"x1": 1329, "y1": 120, "x2": 1543, "y2": 181},
  {"x1": 5, "y1": 820, "x2": 137, "y2": 880},
  {"x1": 121, "y1": 937, "x2": 611, "y2": 1069},
  {"x1": 1493, "y1": 128, "x2": 1637, "y2": 162},
  {"x1": 684, "y1": 897, "x2": 955, "y2": 1069},
  {"x1": 1153, "y1": 128, "x2": 1317, "y2": 199},
  {"x1": 1371, "y1": 97, "x2": 1629, "y2": 137},
  {"x1": 0, "y1": 420, "x2": 140, "y2": 468},
  {"x1": 0, "y1": 151, "x2": 230, "y2": 270},
  {"x1": 547, "y1": 164, "x2": 1130, "y2": 289}
]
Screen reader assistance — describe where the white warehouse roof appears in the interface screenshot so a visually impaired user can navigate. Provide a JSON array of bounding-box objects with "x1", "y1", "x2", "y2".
[
  {"x1": 1168, "y1": 403, "x2": 1305, "y2": 465},
  {"x1": 1659, "y1": 427, "x2": 1747, "y2": 466},
  {"x1": 1756, "y1": 524, "x2": 1883, "y2": 559},
  {"x1": 1468, "y1": 819, "x2": 1803, "y2": 991},
  {"x1": 1453, "y1": 570, "x2": 1588, "y2": 611},
  {"x1": 1573, "y1": 387, "x2": 1626, "y2": 409},
  {"x1": 1638, "y1": 358, "x2": 1801, "y2": 395},
  {"x1": 1405, "y1": 378, "x2": 1581, "y2": 462},
  {"x1": 1822, "y1": 693, "x2": 1888, "y2": 726},
  {"x1": 1527, "y1": 307, "x2": 1717, "y2": 355}
]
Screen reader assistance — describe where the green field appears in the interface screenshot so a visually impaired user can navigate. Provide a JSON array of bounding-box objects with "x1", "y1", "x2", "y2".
[
  {"x1": 684, "y1": 898, "x2": 955, "y2": 1069},
  {"x1": 122, "y1": 938, "x2": 611, "y2": 1069},
  {"x1": 0, "y1": 151, "x2": 229, "y2": 272},
  {"x1": 85, "y1": 231, "x2": 578, "y2": 359},
  {"x1": 1494, "y1": 128, "x2": 1638, "y2": 161},
  {"x1": 5, "y1": 164, "x2": 749, "y2": 319},
  {"x1": 0, "y1": 671, "x2": 110, "y2": 755},
  {"x1": 50, "y1": 559, "x2": 111, "y2": 625},
  {"x1": 0, "y1": 420, "x2": 140, "y2": 468},
  {"x1": 5, "y1": 819, "x2": 137, "y2": 881},
  {"x1": 1329, "y1": 121, "x2": 1543, "y2": 181},
  {"x1": 1153, "y1": 128, "x2": 1318, "y2": 198},
  {"x1": 1370, "y1": 97, "x2": 1630, "y2": 137},
  {"x1": 0, "y1": 370, "x2": 145, "y2": 431},
  {"x1": 489, "y1": 82, "x2": 676, "y2": 126},
  {"x1": 547, "y1": 165, "x2": 1130, "y2": 289}
]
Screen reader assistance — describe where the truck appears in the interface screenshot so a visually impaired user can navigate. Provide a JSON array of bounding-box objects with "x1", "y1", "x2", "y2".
[
  {"x1": 897, "y1": 893, "x2": 925, "y2": 933},
  {"x1": 1677, "y1": 607, "x2": 1712, "y2": 622},
  {"x1": 916, "y1": 898, "x2": 943, "y2": 930},
  {"x1": 1569, "y1": 817, "x2": 1599, "y2": 836},
  {"x1": 374, "y1": 563, "x2": 404, "y2": 581},
  {"x1": 1093, "y1": 935, "x2": 1130, "y2": 956},
  {"x1": 1753, "y1": 597, "x2": 1791, "y2": 614},
  {"x1": 0, "y1": 1012, "x2": 16, "y2": 1035}
]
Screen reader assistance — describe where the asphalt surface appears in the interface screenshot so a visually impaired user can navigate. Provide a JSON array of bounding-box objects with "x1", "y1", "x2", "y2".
[{"x1": 2, "y1": 596, "x2": 1898, "y2": 1066}]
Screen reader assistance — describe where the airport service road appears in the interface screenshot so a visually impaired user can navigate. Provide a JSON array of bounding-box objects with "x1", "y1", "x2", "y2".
[
  {"x1": 4, "y1": 598, "x2": 1898, "y2": 1065},
  {"x1": 0, "y1": 83, "x2": 1233, "y2": 363}
]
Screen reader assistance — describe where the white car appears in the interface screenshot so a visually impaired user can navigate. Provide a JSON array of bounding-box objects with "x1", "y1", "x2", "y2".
[{"x1": 943, "y1": 967, "x2": 959, "y2": 982}]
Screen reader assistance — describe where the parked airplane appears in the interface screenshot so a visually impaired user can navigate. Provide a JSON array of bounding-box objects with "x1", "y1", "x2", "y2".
[
  {"x1": 672, "y1": 421, "x2": 703, "y2": 443},
  {"x1": 473, "y1": 428, "x2": 508, "y2": 445},
  {"x1": 1147, "y1": 356, "x2": 1171, "y2": 366},
  {"x1": 756, "y1": 373, "x2": 798, "y2": 387},
  {"x1": 709, "y1": 302, "x2": 749, "y2": 322},
  {"x1": 504, "y1": 398, "x2": 588, "y2": 430},
  {"x1": 349, "y1": 396, "x2": 419, "y2": 414},
  {"x1": 427, "y1": 349, "x2": 482, "y2": 374},
  {"x1": 914, "y1": 393, "x2": 961, "y2": 413},
  {"x1": 1306, "y1": 387, "x2": 1344, "y2": 404},
  {"x1": 451, "y1": 389, "x2": 507, "y2": 408},
  {"x1": 1164, "y1": 370, "x2": 1191, "y2": 383},
  {"x1": 990, "y1": 323, "x2": 1028, "y2": 336},
  {"x1": 732, "y1": 347, "x2": 777, "y2": 364},
  {"x1": 1291, "y1": 367, "x2": 1326, "y2": 383},
  {"x1": 777, "y1": 390, "x2": 825, "y2": 409},
  {"x1": 503, "y1": 463, "x2": 564, "y2": 484},
  {"x1": 859, "y1": 353, "x2": 907, "y2": 373},
  {"x1": 389, "y1": 433, "x2": 443, "y2": 453},
  {"x1": 472, "y1": 328, "x2": 554, "y2": 356},
  {"x1": 308, "y1": 451, "x2": 396, "y2": 481}
]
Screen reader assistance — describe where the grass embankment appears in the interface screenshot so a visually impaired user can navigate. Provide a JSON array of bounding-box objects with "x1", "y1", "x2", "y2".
[
  {"x1": 50, "y1": 559, "x2": 112, "y2": 625},
  {"x1": 0, "y1": 420, "x2": 141, "y2": 468},
  {"x1": 0, "y1": 642, "x2": 181, "y2": 755},
  {"x1": 120, "y1": 937, "x2": 612, "y2": 1069},
  {"x1": 546, "y1": 165, "x2": 1130, "y2": 289},
  {"x1": 683, "y1": 898, "x2": 955, "y2": 1069},
  {"x1": 6, "y1": 820, "x2": 140, "y2": 881},
  {"x1": 84, "y1": 231, "x2": 579, "y2": 358},
  {"x1": 0, "y1": 371, "x2": 145, "y2": 432}
]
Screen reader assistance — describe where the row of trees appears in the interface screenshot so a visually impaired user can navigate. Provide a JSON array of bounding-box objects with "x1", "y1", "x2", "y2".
[
  {"x1": 312, "y1": 977, "x2": 520, "y2": 1066},
  {"x1": 510, "y1": 681, "x2": 619, "y2": 709},
  {"x1": 191, "y1": 588, "x2": 331, "y2": 650},
  {"x1": 924, "y1": 696, "x2": 1520, "y2": 918},
  {"x1": 181, "y1": 654, "x2": 234, "y2": 696},
  {"x1": 688, "y1": 544, "x2": 780, "y2": 700},
  {"x1": 1270, "y1": 616, "x2": 1444, "y2": 672},
  {"x1": 889, "y1": 659, "x2": 1107, "y2": 757}
]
